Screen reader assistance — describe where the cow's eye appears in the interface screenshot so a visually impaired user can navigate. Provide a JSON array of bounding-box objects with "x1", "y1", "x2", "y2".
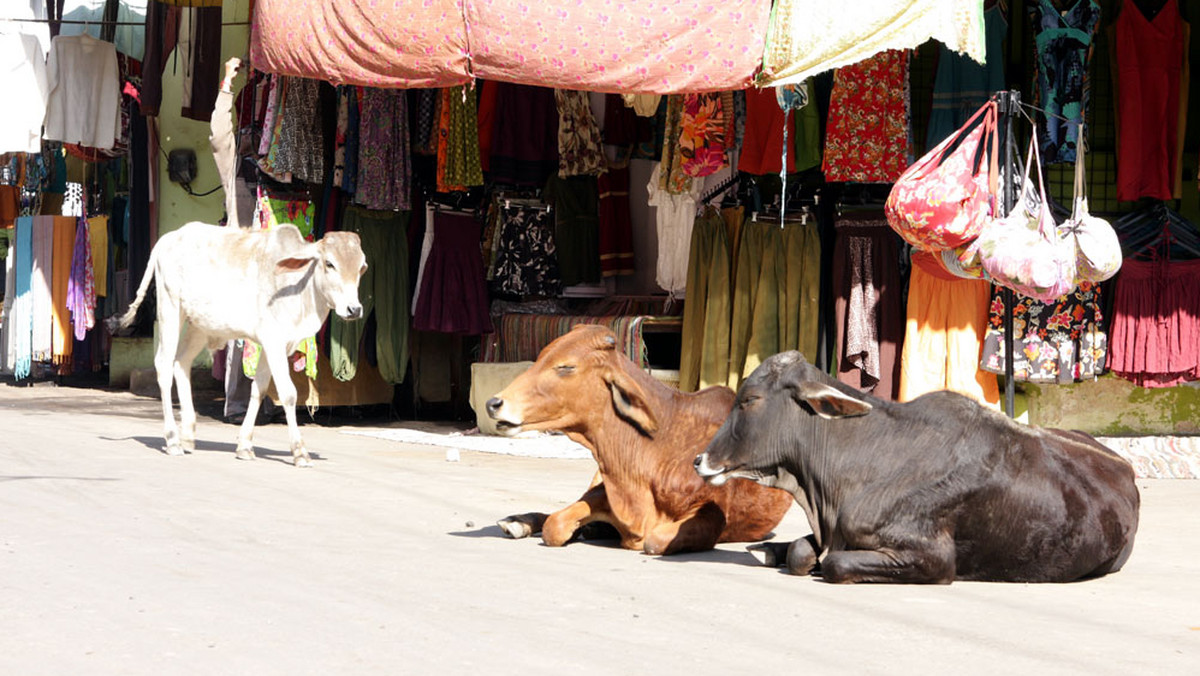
[
  {"x1": 738, "y1": 396, "x2": 759, "y2": 409},
  {"x1": 554, "y1": 364, "x2": 575, "y2": 376},
  {"x1": 325, "y1": 261, "x2": 336, "y2": 271}
]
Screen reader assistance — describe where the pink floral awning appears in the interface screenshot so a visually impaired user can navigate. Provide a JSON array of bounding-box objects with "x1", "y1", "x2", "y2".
[
  {"x1": 250, "y1": 0, "x2": 771, "y2": 92},
  {"x1": 465, "y1": 0, "x2": 771, "y2": 93},
  {"x1": 249, "y1": 0, "x2": 472, "y2": 88}
]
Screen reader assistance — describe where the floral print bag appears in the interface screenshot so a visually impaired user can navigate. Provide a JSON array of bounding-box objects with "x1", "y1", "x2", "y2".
[
  {"x1": 975, "y1": 136, "x2": 1078, "y2": 303},
  {"x1": 885, "y1": 100, "x2": 998, "y2": 251}
]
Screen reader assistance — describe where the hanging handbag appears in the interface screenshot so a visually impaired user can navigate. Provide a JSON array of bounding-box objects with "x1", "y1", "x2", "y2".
[
  {"x1": 885, "y1": 100, "x2": 998, "y2": 251},
  {"x1": 975, "y1": 136, "x2": 1078, "y2": 303},
  {"x1": 1061, "y1": 135, "x2": 1122, "y2": 283}
]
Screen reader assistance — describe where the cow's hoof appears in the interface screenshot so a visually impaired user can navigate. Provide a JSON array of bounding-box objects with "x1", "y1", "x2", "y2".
[
  {"x1": 497, "y1": 518, "x2": 534, "y2": 539},
  {"x1": 180, "y1": 438, "x2": 196, "y2": 452},
  {"x1": 747, "y1": 542, "x2": 790, "y2": 567},
  {"x1": 293, "y1": 455, "x2": 313, "y2": 468},
  {"x1": 234, "y1": 447, "x2": 256, "y2": 461}
]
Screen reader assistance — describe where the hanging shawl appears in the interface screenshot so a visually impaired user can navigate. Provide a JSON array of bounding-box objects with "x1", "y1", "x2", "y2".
[
  {"x1": 13, "y1": 216, "x2": 33, "y2": 380},
  {"x1": 68, "y1": 216, "x2": 96, "y2": 341},
  {"x1": 759, "y1": 0, "x2": 985, "y2": 86}
]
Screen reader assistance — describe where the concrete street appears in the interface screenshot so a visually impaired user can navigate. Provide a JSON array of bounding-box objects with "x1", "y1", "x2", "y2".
[{"x1": 1, "y1": 382, "x2": 1197, "y2": 675}]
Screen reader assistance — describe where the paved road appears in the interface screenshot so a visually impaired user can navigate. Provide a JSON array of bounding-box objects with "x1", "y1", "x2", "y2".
[{"x1": 1, "y1": 383, "x2": 1197, "y2": 675}]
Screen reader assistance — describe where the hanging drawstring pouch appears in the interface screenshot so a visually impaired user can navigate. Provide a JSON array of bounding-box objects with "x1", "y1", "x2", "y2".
[
  {"x1": 974, "y1": 135, "x2": 1077, "y2": 303},
  {"x1": 1061, "y1": 135, "x2": 1122, "y2": 283},
  {"x1": 885, "y1": 100, "x2": 998, "y2": 251}
]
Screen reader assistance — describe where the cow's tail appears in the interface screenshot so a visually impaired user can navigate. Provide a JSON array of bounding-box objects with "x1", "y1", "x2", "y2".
[{"x1": 107, "y1": 247, "x2": 158, "y2": 333}]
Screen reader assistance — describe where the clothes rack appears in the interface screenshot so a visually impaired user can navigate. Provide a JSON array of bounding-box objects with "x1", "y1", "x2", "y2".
[{"x1": 996, "y1": 89, "x2": 1021, "y2": 419}]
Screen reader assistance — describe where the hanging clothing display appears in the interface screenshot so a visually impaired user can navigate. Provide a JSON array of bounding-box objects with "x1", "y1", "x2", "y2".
[
  {"x1": 271, "y1": 77, "x2": 327, "y2": 185},
  {"x1": 679, "y1": 206, "x2": 734, "y2": 393},
  {"x1": 822, "y1": 50, "x2": 911, "y2": 183},
  {"x1": 1112, "y1": 0, "x2": 1188, "y2": 200},
  {"x1": 0, "y1": 28, "x2": 49, "y2": 154},
  {"x1": 927, "y1": 2, "x2": 1007, "y2": 150},
  {"x1": 622, "y1": 94, "x2": 662, "y2": 117},
  {"x1": 596, "y1": 166, "x2": 635, "y2": 278},
  {"x1": 899, "y1": 252, "x2": 999, "y2": 408},
  {"x1": 735, "y1": 218, "x2": 822, "y2": 386},
  {"x1": 1108, "y1": 258, "x2": 1200, "y2": 388},
  {"x1": 329, "y1": 207, "x2": 410, "y2": 385},
  {"x1": 788, "y1": 80, "x2": 823, "y2": 173},
  {"x1": 1028, "y1": 0, "x2": 1101, "y2": 163},
  {"x1": 30, "y1": 215, "x2": 53, "y2": 364},
  {"x1": 43, "y1": 33, "x2": 121, "y2": 150},
  {"x1": 489, "y1": 203, "x2": 562, "y2": 298},
  {"x1": 554, "y1": 90, "x2": 606, "y2": 178},
  {"x1": 50, "y1": 215, "x2": 75, "y2": 370},
  {"x1": 759, "y1": 0, "x2": 985, "y2": 86},
  {"x1": 544, "y1": 175, "x2": 600, "y2": 287},
  {"x1": 658, "y1": 95, "x2": 695, "y2": 195},
  {"x1": 488, "y1": 83, "x2": 559, "y2": 187},
  {"x1": 355, "y1": 87, "x2": 411, "y2": 211},
  {"x1": 981, "y1": 282, "x2": 1106, "y2": 384},
  {"x1": 67, "y1": 216, "x2": 96, "y2": 342},
  {"x1": 678, "y1": 92, "x2": 730, "y2": 178},
  {"x1": 831, "y1": 210, "x2": 905, "y2": 400},
  {"x1": 412, "y1": 210, "x2": 493, "y2": 335},
  {"x1": 11, "y1": 215, "x2": 33, "y2": 380},
  {"x1": 647, "y1": 163, "x2": 703, "y2": 296},
  {"x1": 332, "y1": 86, "x2": 360, "y2": 195},
  {"x1": 438, "y1": 85, "x2": 484, "y2": 191},
  {"x1": 738, "y1": 87, "x2": 797, "y2": 176},
  {"x1": 477, "y1": 80, "x2": 500, "y2": 173}
]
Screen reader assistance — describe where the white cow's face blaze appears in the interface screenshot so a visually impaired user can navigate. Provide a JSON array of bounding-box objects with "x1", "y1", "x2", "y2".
[{"x1": 316, "y1": 231, "x2": 368, "y2": 320}]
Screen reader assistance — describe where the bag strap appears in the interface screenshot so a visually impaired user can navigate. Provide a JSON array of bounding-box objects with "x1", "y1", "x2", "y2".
[
  {"x1": 1072, "y1": 124, "x2": 1087, "y2": 217},
  {"x1": 935, "y1": 100, "x2": 998, "y2": 167},
  {"x1": 985, "y1": 103, "x2": 999, "y2": 206}
]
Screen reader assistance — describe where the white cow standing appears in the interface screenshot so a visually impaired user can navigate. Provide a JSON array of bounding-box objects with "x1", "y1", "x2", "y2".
[{"x1": 111, "y1": 222, "x2": 367, "y2": 466}]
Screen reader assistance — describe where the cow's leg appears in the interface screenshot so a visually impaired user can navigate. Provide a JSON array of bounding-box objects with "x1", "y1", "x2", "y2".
[
  {"x1": 820, "y1": 538, "x2": 956, "y2": 584},
  {"x1": 261, "y1": 347, "x2": 310, "y2": 467},
  {"x1": 235, "y1": 352, "x2": 272, "y2": 461},
  {"x1": 746, "y1": 534, "x2": 821, "y2": 575},
  {"x1": 496, "y1": 512, "x2": 549, "y2": 540},
  {"x1": 544, "y1": 484, "x2": 618, "y2": 547},
  {"x1": 171, "y1": 328, "x2": 209, "y2": 453},
  {"x1": 154, "y1": 296, "x2": 184, "y2": 456},
  {"x1": 643, "y1": 502, "x2": 725, "y2": 555}
]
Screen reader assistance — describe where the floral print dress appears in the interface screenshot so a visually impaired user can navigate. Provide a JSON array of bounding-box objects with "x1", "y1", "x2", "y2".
[
  {"x1": 822, "y1": 49, "x2": 911, "y2": 183},
  {"x1": 981, "y1": 282, "x2": 1107, "y2": 383}
]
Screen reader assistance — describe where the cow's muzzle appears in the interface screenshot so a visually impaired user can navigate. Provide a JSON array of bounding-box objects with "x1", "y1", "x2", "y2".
[
  {"x1": 343, "y1": 303, "x2": 364, "y2": 320},
  {"x1": 693, "y1": 453, "x2": 729, "y2": 486},
  {"x1": 486, "y1": 397, "x2": 521, "y2": 435}
]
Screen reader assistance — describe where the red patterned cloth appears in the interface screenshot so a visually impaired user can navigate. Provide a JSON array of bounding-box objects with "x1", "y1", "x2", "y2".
[{"x1": 822, "y1": 50, "x2": 911, "y2": 183}]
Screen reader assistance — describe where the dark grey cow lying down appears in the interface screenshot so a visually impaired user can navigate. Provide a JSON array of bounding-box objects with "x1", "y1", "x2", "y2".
[{"x1": 694, "y1": 351, "x2": 1140, "y2": 584}]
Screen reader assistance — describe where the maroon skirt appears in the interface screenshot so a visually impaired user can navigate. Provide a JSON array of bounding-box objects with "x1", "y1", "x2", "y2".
[
  {"x1": 413, "y1": 211, "x2": 493, "y2": 335},
  {"x1": 1108, "y1": 258, "x2": 1200, "y2": 387}
]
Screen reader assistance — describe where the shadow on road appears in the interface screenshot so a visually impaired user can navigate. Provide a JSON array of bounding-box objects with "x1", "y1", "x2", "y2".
[
  {"x1": 99, "y1": 435, "x2": 322, "y2": 466},
  {"x1": 0, "y1": 475, "x2": 121, "y2": 482}
]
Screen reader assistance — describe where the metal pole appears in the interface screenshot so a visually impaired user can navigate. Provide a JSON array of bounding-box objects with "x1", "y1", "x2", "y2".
[{"x1": 1000, "y1": 90, "x2": 1020, "y2": 418}]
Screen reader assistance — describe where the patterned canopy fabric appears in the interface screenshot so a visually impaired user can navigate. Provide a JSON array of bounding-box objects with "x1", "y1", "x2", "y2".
[
  {"x1": 465, "y1": 0, "x2": 771, "y2": 93},
  {"x1": 249, "y1": 0, "x2": 472, "y2": 88},
  {"x1": 250, "y1": 0, "x2": 771, "y2": 93},
  {"x1": 759, "y1": 0, "x2": 986, "y2": 87}
]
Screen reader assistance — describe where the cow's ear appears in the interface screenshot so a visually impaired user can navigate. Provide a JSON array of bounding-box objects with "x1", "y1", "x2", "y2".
[
  {"x1": 792, "y1": 382, "x2": 872, "y2": 419},
  {"x1": 275, "y1": 254, "x2": 317, "y2": 273},
  {"x1": 606, "y1": 370, "x2": 659, "y2": 437}
]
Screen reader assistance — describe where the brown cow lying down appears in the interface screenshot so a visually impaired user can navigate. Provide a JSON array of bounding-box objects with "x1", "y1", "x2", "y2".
[
  {"x1": 485, "y1": 325, "x2": 792, "y2": 555},
  {"x1": 694, "y1": 351, "x2": 1141, "y2": 584}
]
